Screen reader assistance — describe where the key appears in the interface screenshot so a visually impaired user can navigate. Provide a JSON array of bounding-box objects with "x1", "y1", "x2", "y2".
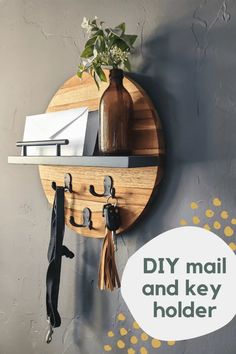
[{"x1": 103, "y1": 203, "x2": 121, "y2": 251}]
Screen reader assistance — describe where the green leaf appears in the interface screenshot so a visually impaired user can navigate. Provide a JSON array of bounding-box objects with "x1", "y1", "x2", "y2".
[
  {"x1": 80, "y1": 45, "x2": 94, "y2": 58},
  {"x1": 120, "y1": 34, "x2": 137, "y2": 48},
  {"x1": 94, "y1": 35, "x2": 105, "y2": 52},
  {"x1": 107, "y1": 33, "x2": 130, "y2": 51},
  {"x1": 113, "y1": 38, "x2": 130, "y2": 51},
  {"x1": 90, "y1": 26, "x2": 100, "y2": 33},
  {"x1": 84, "y1": 36, "x2": 97, "y2": 48},
  {"x1": 92, "y1": 29, "x2": 104, "y2": 37},
  {"x1": 94, "y1": 65, "x2": 107, "y2": 82},
  {"x1": 109, "y1": 27, "x2": 123, "y2": 37},
  {"x1": 78, "y1": 63, "x2": 85, "y2": 70},
  {"x1": 116, "y1": 22, "x2": 125, "y2": 34},
  {"x1": 93, "y1": 71, "x2": 100, "y2": 90},
  {"x1": 77, "y1": 61, "x2": 93, "y2": 78},
  {"x1": 107, "y1": 34, "x2": 118, "y2": 48},
  {"x1": 77, "y1": 64, "x2": 85, "y2": 78},
  {"x1": 124, "y1": 58, "x2": 131, "y2": 72},
  {"x1": 77, "y1": 70, "x2": 84, "y2": 78}
]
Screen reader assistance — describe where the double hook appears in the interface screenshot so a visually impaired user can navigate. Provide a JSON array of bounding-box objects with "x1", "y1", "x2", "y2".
[
  {"x1": 51, "y1": 173, "x2": 72, "y2": 193},
  {"x1": 70, "y1": 208, "x2": 92, "y2": 230},
  {"x1": 89, "y1": 176, "x2": 115, "y2": 198}
]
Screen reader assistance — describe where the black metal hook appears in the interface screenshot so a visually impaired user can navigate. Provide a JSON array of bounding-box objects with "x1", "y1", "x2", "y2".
[
  {"x1": 51, "y1": 173, "x2": 72, "y2": 193},
  {"x1": 89, "y1": 176, "x2": 115, "y2": 198},
  {"x1": 70, "y1": 208, "x2": 93, "y2": 230}
]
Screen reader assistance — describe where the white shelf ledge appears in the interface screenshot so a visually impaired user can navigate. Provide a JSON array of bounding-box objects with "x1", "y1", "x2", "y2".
[{"x1": 8, "y1": 155, "x2": 162, "y2": 168}]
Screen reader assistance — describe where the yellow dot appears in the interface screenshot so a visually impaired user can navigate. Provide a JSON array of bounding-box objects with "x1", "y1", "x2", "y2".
[
  {"x1": 221, "y1": 210, "x2": 229, "y2": 219},
  {"x1": 190, "y1": 202, "x2": 199, "y2": 209},
  {"x1": 104, "y1": 345, "x2": 112, "y2": 352},
  {"x1": 212, "y1": 198, "x2": 222, "y2": 207},
  {"x1": 117, "y1": 313, "x2": 126, "y2": 321},
  {"x1": 151, "y1": 339, "x2": 161, "y2": 348},
  {"x1": 168, "y1": 341, "x2": 176, "y2": 346},
  {"x1": 229, "y1": 242, "x2": 236, "y2": 251},
  {"x1": 179, "y1": 218, "x2": 187, "y2": 225},
  {"x1": 128, "y1": 349, "x2": 136, "y2": 354},
  {"x1": 130, "y1": 336, "x2": 138, "y2": 344},
  {"x1": 133, "y1": 321, "x2": 140, "y2": 330},
  {"x1": 203, "y1": 224, "x2": 211, "y2": 230},
  {"x1": 141, "y1": 332, "x2": 149, "y2": 341},
  {"x1": 117, "y1": 340, "x2": 125, "y2": 349},
  {"x1": 205, "y1": 209, "x2": 215, "y2": 218},
  {"x1": 140, "y1": 347, "x2": 148, "y2": 354},
  {"x1": 120, "y1": 327, "x2": 128, "y2": 336},
  {"x1": 224, "y1": 226, "x2": 234, "y2": 237},
  {"x1": 107, "y1": 331, "x2": 114, "y2": 337},
  {"x1": 231, "y1": 218, "x2": 236, "y2": 225},
  {"x1": 213, "y1": 221, "x2": 221, "y2": 230},
  {"x1": 192, "y1": 216, "x2": 200, "y2": 225}
]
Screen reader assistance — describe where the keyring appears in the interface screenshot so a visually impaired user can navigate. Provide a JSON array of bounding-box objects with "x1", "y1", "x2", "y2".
[{"x1": 106, "y1": 195, "x2": 118, "y2": 206}]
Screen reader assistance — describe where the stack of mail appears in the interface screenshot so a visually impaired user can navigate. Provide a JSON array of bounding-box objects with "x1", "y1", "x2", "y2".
[{"x1": 23, "y1": 107, "x2": 98, "y2": 156}]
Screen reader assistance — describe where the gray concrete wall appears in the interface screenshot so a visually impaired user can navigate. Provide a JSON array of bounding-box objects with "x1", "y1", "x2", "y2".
[{"x1": 1, "y1": 0, "x2": 236, "y2": 353}]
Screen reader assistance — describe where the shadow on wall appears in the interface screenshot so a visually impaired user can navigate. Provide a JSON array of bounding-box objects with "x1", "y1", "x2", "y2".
[
  {"x1": 128, "y1": 17, "x2": 236, "y2": 244},
  {"x1": 71, "y1": 16, "x2": 236, "y2": 352}
]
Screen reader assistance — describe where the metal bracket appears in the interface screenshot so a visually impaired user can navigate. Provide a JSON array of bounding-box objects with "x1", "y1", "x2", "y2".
[
  {"x1": 70, "y1": 207, "x2": 93, "y2": 230},
  {"x1": 89, "y1": 176, "x2": 115, "y2": 198},
  {"x1": 46, "y1": 319, "x2": 53, "y2": 344},
  {"x1": 51, "y1": 173, "x2": 72, "y2": 193},
  {"x1": 16, "y1": 139, "x2": 69, "y2": 157}
]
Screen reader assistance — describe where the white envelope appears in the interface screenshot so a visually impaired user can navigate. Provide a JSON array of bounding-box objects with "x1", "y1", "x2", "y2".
[{"x1": 23, "y1": 107, "x2": 92, "y2": 156}]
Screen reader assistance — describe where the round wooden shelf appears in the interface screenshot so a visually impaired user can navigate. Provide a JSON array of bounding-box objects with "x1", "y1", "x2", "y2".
[{"x1": 39, "y1": 70, "x2": 164, "y2": 238}]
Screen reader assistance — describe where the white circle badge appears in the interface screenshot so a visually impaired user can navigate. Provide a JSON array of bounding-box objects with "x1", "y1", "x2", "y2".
[{"x1": 121, "y1": 226, "x2": 236, "y2": 340}]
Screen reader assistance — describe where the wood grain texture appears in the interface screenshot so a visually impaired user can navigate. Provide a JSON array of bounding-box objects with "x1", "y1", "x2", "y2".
[{"x1": 39, "y1": 70, "x2": 164, "y2": 238}]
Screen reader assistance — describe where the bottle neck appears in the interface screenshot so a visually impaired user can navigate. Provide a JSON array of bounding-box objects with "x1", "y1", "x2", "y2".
[{"x1": 109, "y1": 68, "x2": 124, "y2": 86}]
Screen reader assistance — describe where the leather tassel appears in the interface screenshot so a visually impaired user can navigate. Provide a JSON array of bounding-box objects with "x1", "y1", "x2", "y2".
[{"x1": 98, "y1": 228, "x2": 120, "y2": 291}]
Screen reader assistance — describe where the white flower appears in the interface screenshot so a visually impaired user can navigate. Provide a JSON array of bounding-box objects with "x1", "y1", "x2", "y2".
[
  {"x1": 81, "y1": 17, "x2": 89, "y2": 29},
  {"x1": 110, "y1": 46, "x2": 129, "y2": 63}
]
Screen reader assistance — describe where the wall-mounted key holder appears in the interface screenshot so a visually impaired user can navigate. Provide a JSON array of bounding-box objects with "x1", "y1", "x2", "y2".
[
  {"x1": 7, "y1": 69, "x2": 166, "y2": 340},
  {"x1": 8, "y1": 70, "x2": 165, "y2": 238}
]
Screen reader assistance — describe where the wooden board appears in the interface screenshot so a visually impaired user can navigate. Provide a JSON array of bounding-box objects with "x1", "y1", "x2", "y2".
[{"x1": 39, "y1": 70, "x2": 164, "y2": 238}]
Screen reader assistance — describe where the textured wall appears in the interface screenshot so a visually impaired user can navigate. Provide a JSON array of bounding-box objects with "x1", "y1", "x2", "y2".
[{"x1": 1, "y1": 0, "x2": 236, "y2": 353}]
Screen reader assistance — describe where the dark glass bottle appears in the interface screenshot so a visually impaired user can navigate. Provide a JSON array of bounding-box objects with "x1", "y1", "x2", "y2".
[{"x1": 98, "y1": 68, "x2": 133, "y2": 155}]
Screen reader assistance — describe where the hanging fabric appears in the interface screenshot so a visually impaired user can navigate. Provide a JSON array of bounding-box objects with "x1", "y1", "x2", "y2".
[{"x1": 46, "y1": 185, "x2": 74, "y2": 343}]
